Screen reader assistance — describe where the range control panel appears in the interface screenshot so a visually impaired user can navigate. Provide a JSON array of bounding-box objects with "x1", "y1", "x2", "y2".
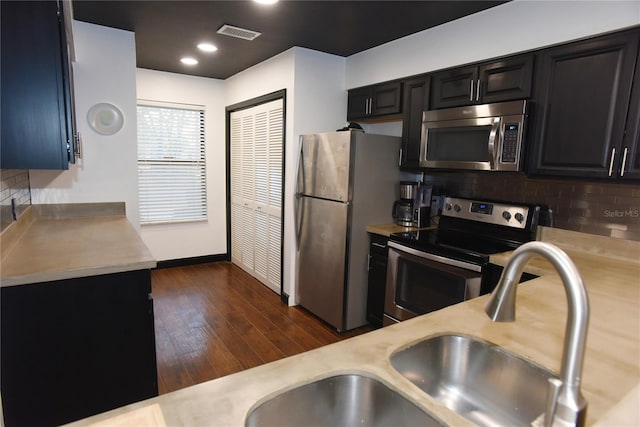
[{"x1": 442, "y1": 197, "x2": 530, "y2": 229}]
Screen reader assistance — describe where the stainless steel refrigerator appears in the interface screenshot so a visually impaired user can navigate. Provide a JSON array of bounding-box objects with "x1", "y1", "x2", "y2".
[{"x1": 295, "y1": 131, "x2": 402, "y2": 332}]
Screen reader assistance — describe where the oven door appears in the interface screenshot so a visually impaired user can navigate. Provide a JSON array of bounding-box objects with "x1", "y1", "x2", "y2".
[{"x1": 383, "y1": 242, "x2": 483, "y2": 325}]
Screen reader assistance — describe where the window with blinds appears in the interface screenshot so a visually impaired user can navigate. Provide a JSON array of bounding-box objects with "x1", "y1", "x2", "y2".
[{"x1": 137, "y1": 102, "x2": 207, "y2": 224}]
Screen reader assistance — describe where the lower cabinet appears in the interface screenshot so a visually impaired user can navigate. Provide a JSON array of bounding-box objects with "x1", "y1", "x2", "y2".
[
  {"x1": 366, "y1": 234, "x2": 389, "y2": 328},
  {"x1": 0, "y1": 270, "x2": 158, "y2": 427}
]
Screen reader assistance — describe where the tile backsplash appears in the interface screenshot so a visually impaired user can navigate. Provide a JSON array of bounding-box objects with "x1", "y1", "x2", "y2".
[
  {"x1": 1, "y1": 170, "x2": 31, "y2": 231},
  {"x1": 421, "y1": 172, "x2": 640, "y2": 242}
]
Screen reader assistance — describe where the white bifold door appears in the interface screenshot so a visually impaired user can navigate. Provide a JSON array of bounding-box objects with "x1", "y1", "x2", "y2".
[{"x1": 230, "y1": 99, "x2": 283, "y2": 294}]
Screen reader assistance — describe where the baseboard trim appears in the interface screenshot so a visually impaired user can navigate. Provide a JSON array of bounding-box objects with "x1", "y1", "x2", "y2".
[
  {"x1": 155, "y1": 254, "x2": 230, "y2": 269},
  {"x1": 280, "y1": 292, "x2": 289, "y2": 305}
]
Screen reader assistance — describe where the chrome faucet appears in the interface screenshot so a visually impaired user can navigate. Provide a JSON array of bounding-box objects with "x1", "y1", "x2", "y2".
[{"x1": 485, "y1": 241, "x2": 589, "y2": 427}]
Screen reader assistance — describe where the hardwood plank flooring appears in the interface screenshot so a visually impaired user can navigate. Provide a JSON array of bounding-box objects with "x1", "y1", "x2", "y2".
[{"x1": 152, "y1": 261, "x2": 373, "y2": 395}]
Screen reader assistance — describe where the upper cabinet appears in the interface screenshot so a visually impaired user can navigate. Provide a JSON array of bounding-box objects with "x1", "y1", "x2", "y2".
[
  {"x1": 400, "y1": 75, "x2": 430, "y2": 169},
  {"x1": 1, "y1": 0, "x2": 76, "y2": 170},
  {"x1": 347, "y1": 81, "x2": 403, "y2": 120},
  {"x1": 528, "y1": 30, "x2": 639, "y2": 179},
  {"x1": 430, "y1": 54, "x2": 534, "y2": 109},
  {"x1": 621, "y1": 45, "x2": 640, "y2": 180}
]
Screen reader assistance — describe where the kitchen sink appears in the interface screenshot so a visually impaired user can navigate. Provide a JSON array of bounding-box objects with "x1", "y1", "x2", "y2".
[
  {"x1": 245, "y1": 374, "x2": 444, "y2": 427},
  {"x1": 390, "y1": 334, "x2": 556, "y2": 427}
]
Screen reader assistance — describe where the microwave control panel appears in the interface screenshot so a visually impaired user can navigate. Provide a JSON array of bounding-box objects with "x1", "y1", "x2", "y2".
[
  {"x1": 442, "y1": 197, "x2": 530, "y2": 229},
  {"x1": 501, "y1": 124, "x2": 519, "y2": 163}
]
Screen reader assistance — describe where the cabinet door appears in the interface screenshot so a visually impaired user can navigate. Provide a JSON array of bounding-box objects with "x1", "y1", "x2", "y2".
[
  {"x1": 347, "y1": 87, "x2": 372, "y2": 120},
  {"x1": 366, "y1": 236, "x2": 389, "y2": 328},
  {"x1": 430, "y1": 65, "x2": 478, "y2": 109},
  {"x1": 371, "y1": 81, "x2": 402, "y2": 116},
  {"x1": 620, "y1": 43, "x2": 640, "y2": 180},
  {"x1": 528, "y1": 31, "x2": 638, "y2": 178},
  {"x1": 0, "y1": 1, "x2": 71, "y2": 169},
  {"x1": 400, "y1": 75, "x2": 430, "y2": 168},
  {"x1": 0, "y1": 271, "x2": 157, "y2": 426},
  {"x1": 479, "y1": 54, "x2": 533, "y2": 104}
]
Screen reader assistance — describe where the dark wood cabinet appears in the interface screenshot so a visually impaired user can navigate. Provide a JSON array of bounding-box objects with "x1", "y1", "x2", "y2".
[
  {"x1": 347, "y1": 81, "x2": 402, "y2": 120},
  {"x1": 366, "y1": 234, "x2": 389, "y2": 328},
  {"x1": 430, "y1": 54, "x2": 534, "y2": 109},
  {"x1": 400, "y1": 75, "x2": 430, "y2": 169},
  {"x1": 1, "y1": 270, "x2": 158, "y2": 427},
  {"x1": 528, "y1": 30, "x2": 639, "y2": 179},
  {"x1": 1, "y1": 0, "x2": 76, "y2": 170},
  {"x1": 619, "y1": 41, "x2": 640, "y2": 180}
]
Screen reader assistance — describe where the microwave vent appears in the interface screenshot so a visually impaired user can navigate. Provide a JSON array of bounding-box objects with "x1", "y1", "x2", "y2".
[{"x1": 217, "y1": 24, "x2": 261, "y2": 41}]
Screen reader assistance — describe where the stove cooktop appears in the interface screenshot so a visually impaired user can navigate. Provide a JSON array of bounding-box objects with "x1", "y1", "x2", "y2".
[
  {"x1": 389, "y1": 229, "x2": 518, "y2": 265},
  {"x1": 388, "y1": 196, "x2": 546, "y2": 266}
]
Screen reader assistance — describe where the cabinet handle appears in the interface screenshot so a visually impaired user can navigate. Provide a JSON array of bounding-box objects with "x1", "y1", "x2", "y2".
[
  {"x1": 470, "y1": 80, "x2": 474, "y2": 102},
  {"x1": 608, "y1": 148, "x2": 616, "y2": 177},
  {"x1": 620, "y1": 147, "x2": 628, "y2": 177},
  {"x1": 372, "y1": 242, "x2": 387, "y2": 249},
  {"x1": 368, "y1": 97, "x2": 373, "y2": 115},
  {"x1": 476, "y1": 79, "x2": 481, "y2": 101},
  {"x1": 398, "y1": 148, "x2": 403, "y2": 167},
  {"x1": 74, "y1": 132, "x2": 82, "y2": 159},
  {"x1": 367, "y1": 254, "x2": 372, "y2": 271}
]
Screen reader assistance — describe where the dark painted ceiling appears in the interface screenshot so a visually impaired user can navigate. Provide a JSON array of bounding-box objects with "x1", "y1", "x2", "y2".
[{"x1": 72, "y1": 0, "x2": 507, "y2": 80}]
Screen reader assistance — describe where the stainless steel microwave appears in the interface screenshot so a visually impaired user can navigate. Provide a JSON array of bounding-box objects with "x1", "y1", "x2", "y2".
[{"x1": 419, "y1": 100, "x2": 528, "y2": 171}]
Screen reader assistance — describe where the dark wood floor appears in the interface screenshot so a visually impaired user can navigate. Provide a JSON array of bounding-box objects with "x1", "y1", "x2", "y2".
[{"x1": 152, "y1": 261, "x2": 372, "y2": 395}]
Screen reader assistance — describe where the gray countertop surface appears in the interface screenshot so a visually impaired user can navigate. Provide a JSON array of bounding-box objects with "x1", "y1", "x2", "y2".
[{"x1": 0, "y1": 205, "x2": 156, "y2": 287}]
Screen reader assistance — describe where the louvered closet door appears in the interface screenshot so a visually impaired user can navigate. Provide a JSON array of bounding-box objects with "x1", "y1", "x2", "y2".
[{"x1": 229, "y1": 99, "x2": 283, "y2": 294}]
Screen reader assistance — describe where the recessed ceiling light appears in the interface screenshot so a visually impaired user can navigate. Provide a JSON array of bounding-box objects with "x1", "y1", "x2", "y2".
[
  {"x1": 254, "y1": 0, "x2": 278, "y2": 4},
  {"x1": 180, "y1": 57, "x2": 198, "y2": 66},
  {"x1": 197, "y1": 43, "x2": 218, "y2": 53}
]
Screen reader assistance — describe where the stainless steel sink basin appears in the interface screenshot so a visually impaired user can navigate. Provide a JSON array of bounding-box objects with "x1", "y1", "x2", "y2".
[
  {"x1": 245, "y1": 374, "x2": 444, "y2": 427},
  {"x1": 391, "y1": 334, "x2": 556, "y2": 427}
]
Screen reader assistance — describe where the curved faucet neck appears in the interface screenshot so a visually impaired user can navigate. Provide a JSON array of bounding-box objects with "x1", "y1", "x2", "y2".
[{"x1": 485, "y1": 241, "x2": 590, "y2": 426}]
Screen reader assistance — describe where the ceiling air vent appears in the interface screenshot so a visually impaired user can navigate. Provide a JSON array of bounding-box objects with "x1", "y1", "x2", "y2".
[{"x1": 217, "y1": 24, "x2": 261, "y2": 41}]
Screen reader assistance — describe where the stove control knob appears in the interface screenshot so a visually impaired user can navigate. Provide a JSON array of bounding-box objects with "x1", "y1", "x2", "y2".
[
  {"x1": 454, "y1": 204, "x2": 461, "y2": 212},
  {"x1": 444, "y1": 203, "x2": 452, "y2": 211},
  {"x1": 502, "y1": 211, "x2": 512, "y2": 221},
  {"x1": 515, "y1": 212, "x2": 525, "y2": 223}
]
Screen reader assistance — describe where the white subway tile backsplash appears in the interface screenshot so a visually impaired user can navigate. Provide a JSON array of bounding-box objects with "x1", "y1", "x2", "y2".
[{"x1": 1, "y1": 169, "x2": 31, "y2": 231}]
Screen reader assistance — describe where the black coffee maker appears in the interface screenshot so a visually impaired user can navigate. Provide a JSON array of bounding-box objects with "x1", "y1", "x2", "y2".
[{"x1": 392, "y1": 182, "x2": 432, "y2": 227}]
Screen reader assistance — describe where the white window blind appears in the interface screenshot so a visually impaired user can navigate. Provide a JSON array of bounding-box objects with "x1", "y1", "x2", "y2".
[{"x1": 137, "y1": 102, "x2": 207, "y2": 224}]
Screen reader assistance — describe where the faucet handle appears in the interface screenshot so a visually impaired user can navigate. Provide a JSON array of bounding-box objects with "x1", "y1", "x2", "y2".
[{"x1": 544, "y1": 377, "x2": 563, "y2": 427}]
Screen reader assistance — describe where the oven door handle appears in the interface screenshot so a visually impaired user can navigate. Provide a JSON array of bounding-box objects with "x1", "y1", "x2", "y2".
[{"x1": 388, "y1": 241, "x2": 483, "y2": 273}]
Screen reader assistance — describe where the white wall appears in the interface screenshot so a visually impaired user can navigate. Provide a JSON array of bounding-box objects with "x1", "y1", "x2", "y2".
[
  {"x1": 225, "y1": 47, "x2": 346, "y2": 303},
  {"x1": 30, "y1": 21, "x2": 140, "y2": 227},
  {"x1": 346, "y1": 0, "x2": 640, "y2": 88},
  {"x1": 136, "y1": 69, "x2": 227, "y2": 261}
]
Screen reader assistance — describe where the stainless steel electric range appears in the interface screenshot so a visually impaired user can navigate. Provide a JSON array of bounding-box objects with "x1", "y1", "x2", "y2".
[{"x1": 383, "y1": 196, "x2": 549, "y2": 325}]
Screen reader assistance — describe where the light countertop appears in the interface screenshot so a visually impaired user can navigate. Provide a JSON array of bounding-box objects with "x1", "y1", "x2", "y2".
[
  {"x1": 69, "y1": 227, "x2": 640, "y2": 426},
  {"x1": 366, "y1": 223, "x2": 436, "y2": 237},
  {"x1": 0, "y1": 204, "x2": 156, "y2": 287}
]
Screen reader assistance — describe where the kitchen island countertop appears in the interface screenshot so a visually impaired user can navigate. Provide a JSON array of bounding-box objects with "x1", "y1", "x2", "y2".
[{"x1": 68, "y1": 227, "x2": 640, "y2": 426}]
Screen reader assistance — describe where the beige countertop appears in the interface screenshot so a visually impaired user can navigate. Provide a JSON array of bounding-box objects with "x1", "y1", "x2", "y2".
[
  {"x1": 366, "y1": 223, "x2": 436, "y2": 237},
  {"x1": 69, "y1": 228, "x2": 640, "y2": 426},
  {"x1": 0, "y1": 204, "x2": 156, "y2": 287}
]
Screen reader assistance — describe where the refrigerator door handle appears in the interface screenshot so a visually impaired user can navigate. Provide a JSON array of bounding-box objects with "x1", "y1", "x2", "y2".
[{"x1": 295, "y1": 142, "x2": 305, "y2": 248}]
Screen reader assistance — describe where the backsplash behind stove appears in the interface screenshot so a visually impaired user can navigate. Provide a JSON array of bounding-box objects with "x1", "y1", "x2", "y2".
[{"x1": 422, "y1": 172, "x2": 640, "y2": 242}]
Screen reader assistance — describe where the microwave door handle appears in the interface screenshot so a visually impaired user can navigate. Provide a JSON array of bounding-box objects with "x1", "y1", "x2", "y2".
[{"x1": 488, "y1": 117, "x2": 500, "y2": 169}]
